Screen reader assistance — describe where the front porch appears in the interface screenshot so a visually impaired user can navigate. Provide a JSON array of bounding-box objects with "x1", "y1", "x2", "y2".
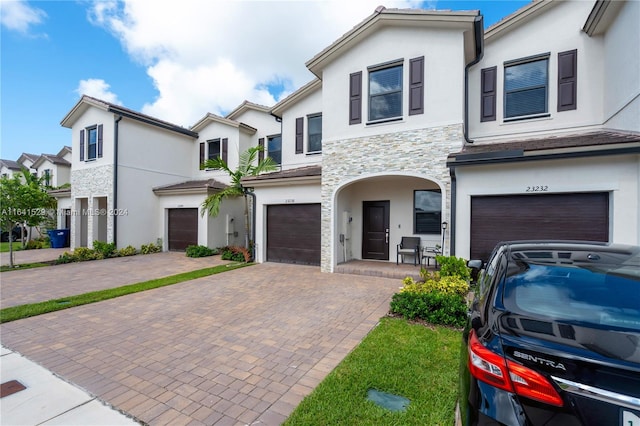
[{"x1": 334, "y1": 260, "x2": 437, "y2": 281}]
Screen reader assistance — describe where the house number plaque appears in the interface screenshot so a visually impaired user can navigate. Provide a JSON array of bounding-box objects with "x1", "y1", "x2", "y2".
[{"x1": 525, "y1": 185, "x2": 549, "y2": 193}]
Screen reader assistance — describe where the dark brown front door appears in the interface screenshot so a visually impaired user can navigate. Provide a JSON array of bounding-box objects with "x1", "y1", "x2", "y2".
[
  {"x1": 470, "y1": 192, "x2": 609, "y2": 261},
  {"x1": 168, "y1": 208, "x2": 198, "y2": 251},
  {"x1": 362, "y1": 201, "x2": 390, "y2": 260},
  {"x1": 267, "y1": 204, "x2": 321, "y2": 265}
]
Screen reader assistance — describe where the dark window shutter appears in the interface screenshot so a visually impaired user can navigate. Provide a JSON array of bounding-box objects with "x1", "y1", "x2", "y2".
[
  {"x1": 199, "y1": 142, "x2": 205, "y2": 168},
  {"x1": 409, "y1": 56, "x2": 424, "y2": 115},
  {"x1": 349, "y1": 71, "x2": 362, "y2": 125},
  {"x1": 97, "y1": 124, "x2": 103, "y2": 158},
  {"x1": 558, "y1": 49, "x2": 577, "y2": 111},
  {"x1": 258, "y1": 138, "x2": 265, "y2": 162},
  {"x1": 295, "y1": 117, "x2": 304, "y2": 154},
  {"x1": 481, "y1": 66, "x2": 497, "y2": 122},
  {"x1": 80, "y1": 129, "x2": 85, "y2": 161},
  {"x1": 222, "y1": 138, "x2": 228, "y2": 164}
]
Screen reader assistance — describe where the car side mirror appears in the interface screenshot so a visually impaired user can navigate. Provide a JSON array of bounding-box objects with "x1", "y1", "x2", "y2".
[{"x1": 467, "y1": 259, "x2": 483, "y2": 283}]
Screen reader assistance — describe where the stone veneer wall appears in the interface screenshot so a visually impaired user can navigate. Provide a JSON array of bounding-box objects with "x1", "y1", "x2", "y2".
[
  {"x1": 320, "y1": 124, "x2": 463, "y2": 272},
  {"x1": 70, "y1": 165, "x2": 114, "y2": 248}
]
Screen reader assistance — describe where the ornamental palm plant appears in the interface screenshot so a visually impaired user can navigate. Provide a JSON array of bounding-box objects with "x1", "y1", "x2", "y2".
[{"x1": 201, "y1": 145, "x2": 277, "y2": 252}]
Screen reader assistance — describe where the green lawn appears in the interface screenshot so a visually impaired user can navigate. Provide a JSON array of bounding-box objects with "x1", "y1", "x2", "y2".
[
  {"x1": 0, "y1": 242, "x2": 22, "y2": 253},
  {"x1": 285, "y1": 317, "x2": 462, "y2": 426}
]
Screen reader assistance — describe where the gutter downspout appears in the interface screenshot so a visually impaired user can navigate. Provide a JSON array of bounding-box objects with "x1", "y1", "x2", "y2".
[
  {"x1": 463, "y1": 15, "x2": 484, "y2": 145},
  {"x1": 113, "y1": 115, "x2": 122, "y2": 246},
  {"x1": 452, "y1": 14, "x2": 483, "y2": 256}
]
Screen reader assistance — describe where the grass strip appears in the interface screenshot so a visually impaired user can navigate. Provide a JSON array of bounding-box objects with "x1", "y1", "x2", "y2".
[
  {"x1": 1, "y1": 262, "x2": 51, "y2": 273},
  {"x1": 284, "y1": 316, "x2": 462, "y2": 426},
  {"x1": 0, "y1": 262, "x2": 252, "y2": 323}
]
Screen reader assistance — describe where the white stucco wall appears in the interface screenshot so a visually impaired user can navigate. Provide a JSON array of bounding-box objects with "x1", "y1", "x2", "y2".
[
  {"x1": 194, "y1": 121, "x2": 242, "y2": 184},
  {"x1": 453, "y1": 154, "x2": 640, "y2": 259},
  {"x1": 278, "y1": 85, "x2": 323, "y2": 170},
  {"x1": 70, "y1": 108, "x2": 115, "y2": 170},
  {"x1": 602, "y1": 0, "x2": 640, "y2": 132},
  {"x1": 469, "y1": 1, "x2": 604, "y2": 141},
  {"x1": 115, "y1": 119, "x2": 194, "y2": 249},
  {"x1": 322, "y1": 25, "x2": 468, "y2": 144}
]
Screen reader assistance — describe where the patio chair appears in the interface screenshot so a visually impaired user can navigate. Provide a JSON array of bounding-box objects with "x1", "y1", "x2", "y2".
[{"x1": 396, "y1": 236, "x2": 421, "y2": 266}]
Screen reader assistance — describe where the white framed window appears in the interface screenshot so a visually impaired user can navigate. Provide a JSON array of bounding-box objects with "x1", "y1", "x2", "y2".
[
  {"x1": 208, "y1": 138, "x2": 221, "y2": 160},
  {"x1": 267, "y1": 134, "x2": 282, "y2": 165},
  {"x1": 307, "y1": 114, "x2": 322, "y2": 153},
  {"x1": 368, "y1": 61, "x2": 403, "y2": 122},
  {"x1": 504, "y1": 54, "x2": 549, "y2": 120}
]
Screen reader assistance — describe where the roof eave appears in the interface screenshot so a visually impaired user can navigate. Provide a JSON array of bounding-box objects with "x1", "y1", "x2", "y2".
[
  {"x1": 242, "y1": 174, "x2": 321, "y2": 188},
  {"x1": 271, "y1": 79, "x2": 322, "y2": 117},
  {"x1": 306, "y1": 8, "x2": 479, "y2": 77},
  {"x1": 485, "y1": 0, "x2": 556, "y2": 42}
]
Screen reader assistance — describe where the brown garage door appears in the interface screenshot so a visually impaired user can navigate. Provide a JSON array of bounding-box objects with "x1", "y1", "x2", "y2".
[
  {"x1": 471, "y1": 192, "x2": 609, "y2": 260},
  {"x1": 168, "y1": 208, "x2": 198, "y2": 251},
  {"x1": 267, "y1": 204, "x2": 321, "y2": 265}
]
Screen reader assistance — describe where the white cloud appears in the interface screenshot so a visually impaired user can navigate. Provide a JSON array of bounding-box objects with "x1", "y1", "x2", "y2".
[
  {"x1": 87, "y1": 0, "x2": 422, "y2": 127},
  {"x1": 0, "y1": 0, "x2": 47, "y2": 35},
  {"x1": 75, "y1": 79, "x2": 122, "y2": 105}
]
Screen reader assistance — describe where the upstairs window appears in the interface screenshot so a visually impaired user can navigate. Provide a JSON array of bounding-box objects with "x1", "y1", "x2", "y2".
[
  {"x1": 87, "y1": 127, "x2": 98, "y2": 159},
  {"x1": 368, "y1": 61, "x2": 403, "y2": 122},
  {"x1": 504, "y1": 54, "x2": 549, "y2": 120},
  {"x1": 307, "y1": 114, "x2": 322, "y2": 153},
  {"x1": 44, "y1": 169, "x2": 51, "y2": 187},
  {"x1": 79, "y1": 124, "x2": 102, "y2": 161},
  {"x1": 268, "y1": 134, "x2": 282, "y2": 165},
  {"x1": 208, "y1": 139, "x2": 221, "y2": 160},
  {"x1": 414, "y1": 189, "x2": 442, "y2": 234}
]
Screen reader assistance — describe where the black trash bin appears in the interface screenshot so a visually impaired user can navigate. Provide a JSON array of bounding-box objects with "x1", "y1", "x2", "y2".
[{"x1": 48, "y1": 229, "x2": 70, "y2": 248}]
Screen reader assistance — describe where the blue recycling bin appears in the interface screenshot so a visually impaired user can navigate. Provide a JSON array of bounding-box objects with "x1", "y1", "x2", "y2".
[{"x1": 48, "y1": 229, "x2": 70, "y2": 248}]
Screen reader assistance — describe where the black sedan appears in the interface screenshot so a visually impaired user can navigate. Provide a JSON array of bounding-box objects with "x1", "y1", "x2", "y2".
[{"x1": 458, "y1": 241, "x2": 640, "y2": 425}]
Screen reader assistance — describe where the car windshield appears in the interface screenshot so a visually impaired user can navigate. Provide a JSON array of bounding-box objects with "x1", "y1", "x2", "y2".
[{"x1": 502, "y1": 252, "x2": 640, "y2": 332}]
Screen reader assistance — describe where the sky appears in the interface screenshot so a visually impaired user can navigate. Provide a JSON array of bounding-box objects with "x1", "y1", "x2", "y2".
[{"x1": 0, "y1": 0, "x2": 531, "y2": 161}]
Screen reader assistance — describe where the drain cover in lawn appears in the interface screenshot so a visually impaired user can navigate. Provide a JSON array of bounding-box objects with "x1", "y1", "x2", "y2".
[{"x1": 366, "y1": 388, "x2": 410, "y2": 412}]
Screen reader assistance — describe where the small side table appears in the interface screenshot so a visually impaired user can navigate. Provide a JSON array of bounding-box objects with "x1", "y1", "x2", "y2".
[{"x1": 421, "y1": 248, "x2": 441, "y2": 268}]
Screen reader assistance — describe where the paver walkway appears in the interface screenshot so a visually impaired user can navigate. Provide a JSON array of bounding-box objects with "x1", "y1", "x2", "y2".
[
  {"x1": 1, "y1": 263, "x2": 399, "y2": 425},
  {"x1": 1, "y1": 252, "x2": 231, "y2": 308},
  {"x1": 0, "y1": 247, "x2": 68, "y2": 266}
]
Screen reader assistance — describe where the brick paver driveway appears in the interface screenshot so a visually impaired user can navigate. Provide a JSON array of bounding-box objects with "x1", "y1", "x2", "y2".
[
  {"x1": 1, "y1": 263, "x2": 399, "y2": 425},
  {"x1": 1, "y1": 252, "x2": 231, "y2": 308}
]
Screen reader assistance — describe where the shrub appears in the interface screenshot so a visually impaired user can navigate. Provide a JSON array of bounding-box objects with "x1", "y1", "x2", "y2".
[
  {"x1": 140, "y1": 242, "x2": 161, "y2": 254},
  {"x1": 435, "y1": 255, "x2": 471, "y2": 281},
  {"x1": 55, "y1": 251, "x2": 77, "y2": 264},
  {"x1": 73, "y1": 247, "x2": 99, "y2": 261},
  {"x1": 221, "y1": 246, "x2": 250, "y2": 262},
  {"x1": 25, "y1": 239, "x2": 44, "y2": 250},
  {"x1": 118, "y1": 245, "x2": 137, "y2": 257},
  {"x1": 93, "y1": 240, "x2": 117, "y2": 258},
  {"x1": 186, "y1": 245, "x2": 218, "y2": 258},
  {"x1": 390, "y1": 291, "x2": 467, "y2": 327},
  {"x1": 402, "y1": 274, "x2": 469, "y2": 297}
]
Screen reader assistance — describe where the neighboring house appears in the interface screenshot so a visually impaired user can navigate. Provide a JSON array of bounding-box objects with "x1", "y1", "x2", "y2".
[
  {"x1": 56, "y1": 0, "x2": 639, "y2": 272},
  {"x1": 58, "y1": 95, "x2": 279, "y2": 251},
  {"x1": 60, "y1": 96, "x2": 197, "y2": 250},
  {"x1": 15, "y1": 152, "x2": 39, "y2": 178},
  {"x1": 32, "y1": 148, "x2": 72, "y2": 188},
  {"x1": 451, "y1": 0, "x2": 640, "y2": 260},
  {"x1": 0, "y1": 159, "x2": 22, "y2": 179}
]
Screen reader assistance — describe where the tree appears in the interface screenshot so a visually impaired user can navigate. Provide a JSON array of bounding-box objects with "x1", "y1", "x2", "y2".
[
  {"x1": 0, "y1": 172, "x2": 56, "y2": 267},
  {"x1": 201, "y1": 146, "x2": 277, "y2": 253}
]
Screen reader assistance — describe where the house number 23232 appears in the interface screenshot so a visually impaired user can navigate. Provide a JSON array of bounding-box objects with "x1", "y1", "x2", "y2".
[{"x1": 526, "y1": 185, "x2": 549, "y2": 192}]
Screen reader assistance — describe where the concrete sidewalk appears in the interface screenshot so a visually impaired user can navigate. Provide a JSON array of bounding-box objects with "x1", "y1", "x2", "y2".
[{"x1": 1, "y1": 346, "x2": 139, "y2": 425}]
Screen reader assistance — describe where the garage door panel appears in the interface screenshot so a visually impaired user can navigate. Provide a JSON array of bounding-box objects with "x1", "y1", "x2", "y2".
[
  {"x1": 168, "y1": 208, "x2": 198, "y2": 251},
  {"x1": 471, "y1": 193, "x2": 608, "y2": 261},
  {"x1": 267, "y1": 204, "x2": 321, "y2": 266}
]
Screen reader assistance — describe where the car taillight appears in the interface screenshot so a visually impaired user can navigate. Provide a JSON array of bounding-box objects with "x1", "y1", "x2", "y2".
[{"x1": 468, "y1": 329, "x2": 563, "y2": 407}]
